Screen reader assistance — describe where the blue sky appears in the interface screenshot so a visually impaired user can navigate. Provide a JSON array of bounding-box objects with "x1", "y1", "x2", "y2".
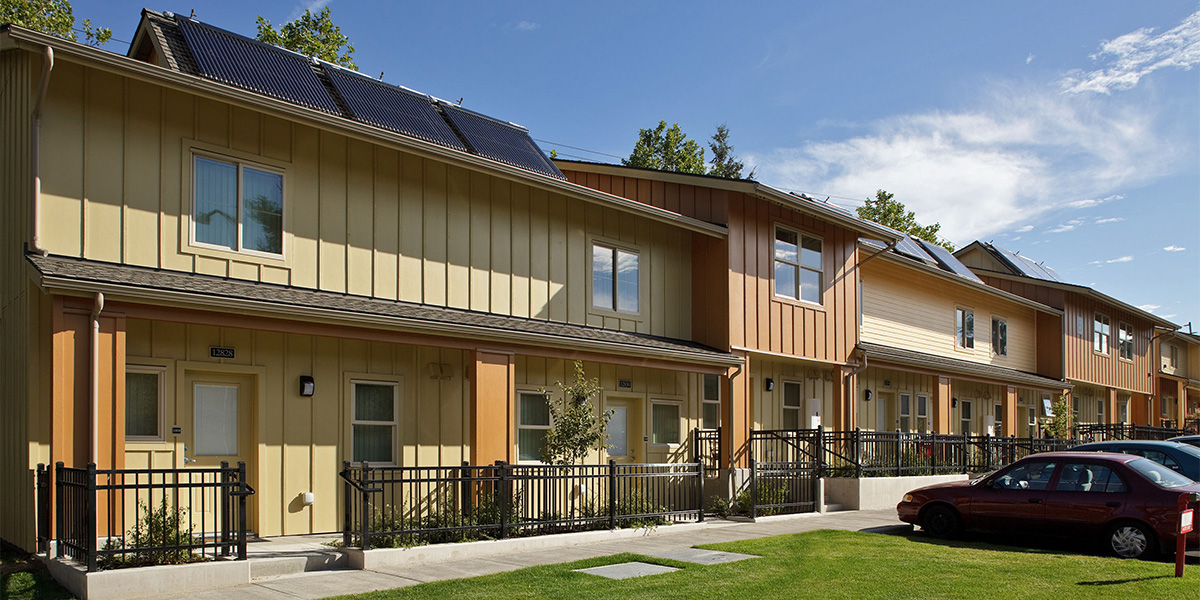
[{"x1": 75, "y1": 1, "x2": 1199, "y2": 329}]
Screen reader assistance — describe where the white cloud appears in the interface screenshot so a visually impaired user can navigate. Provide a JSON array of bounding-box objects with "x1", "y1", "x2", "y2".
[
  {"x1": 1015, "y1": 225, "x2": 1034, "y2": 233},
  {"x1": 514, "y1": 21, "x2": 541, "y2": 32},
  {"x1": 1095, "y1": 217, "x2": 1124, "y2": 224},
  {"x1": 1026, "y1": 53, "x2": 1035, "y2": 65},
  {"x1": 1047, "y1": 219, "x2": 1084, "y2": 233},
  {"x1": 1060, "y1": 9, "x2": 1200, "y2": 94},
  {"x1": 1106, "y1": 255, "x2": 1134, "y2": 263},
  {"x1": 1164, "y1": 245, "x2": 1187, "y2": 252},
  {"x1": 289, "y1": 0, "x2": 330, "y2": 20},
  {"x1": 1139, "y1": 304, "x2": 1162, "y2": 311},
  {"x1": 1068, "y1": 194, "x2": 1123, "y2": 209}
]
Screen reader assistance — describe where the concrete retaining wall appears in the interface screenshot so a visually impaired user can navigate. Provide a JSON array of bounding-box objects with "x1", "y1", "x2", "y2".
[
  {"x1": 38, "y1": 554, "x2": 250, "y2": 600},
  {"x1": 824, "y1": 474, "x2": 969, "y2": 511}
]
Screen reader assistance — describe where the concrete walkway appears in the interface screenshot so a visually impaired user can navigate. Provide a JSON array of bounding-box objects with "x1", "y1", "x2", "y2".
[{"x1": 161, "y1": 509, "x2": 908, "y2": 600}]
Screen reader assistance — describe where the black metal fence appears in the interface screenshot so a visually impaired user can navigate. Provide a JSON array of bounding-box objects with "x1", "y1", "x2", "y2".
[
  {"x1": 340, "y1": 460, "x2": 703, "y2": 550},
  {"x1": 42, "y1": 462, "x2": 255, "y2": 572},
  {"x1": 748, "y1": 429, "x2": 821, "y2": 517},
  {"x1": 821, "y1": 429, "x2": 1078, "y2": 477},
  {"x1": 1075, "y1": 423, "x2": 1185, "y2": 441},
  {"x1": 693, "y1": 427, "x2": 722, "y2": 477}
]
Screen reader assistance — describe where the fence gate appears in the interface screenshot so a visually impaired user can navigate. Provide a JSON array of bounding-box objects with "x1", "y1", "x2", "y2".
[{"x1": 748, "y1": 429, "x2": 821, "y2": 517}]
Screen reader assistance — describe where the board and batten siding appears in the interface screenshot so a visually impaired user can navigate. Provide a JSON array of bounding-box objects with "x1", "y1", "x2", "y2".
[
  {"x1": 861, "y1": 260, "x2": 1038, "y2": 372},
  {"x1": 36, "y1": 59, "x2": 692, "y2": 339}
]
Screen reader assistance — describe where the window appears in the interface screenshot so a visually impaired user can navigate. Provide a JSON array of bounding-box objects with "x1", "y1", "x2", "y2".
[
  {"x1": 899, "y1": 393, "x2": 911, "y2": 432},
  {"x1": 956, "y1": 307, "x2": 975, "y2": 349},
  {"x1": 1118, "y1": 322, "x2": 1134, "y2": 360},
  {"x1": 1097, "y1": 401, "x2": 1105, "y2": 423},
  {"x1": 995, "y1": 461, "x2": 1057, "y2": 491},
  {"x1": 193, "y1": 155, "x2": 284, "y2": 256},
  {"x1": 126, "y1": 368, "x2": 163, "y2": 440},
  {"x1": 1119, "y1": 398, "x2": 1129, "y2": 423},
  {"x1": 651, "y1": 402, "x2": 681, "y2": 445},
  {"x1": 995, "y1": 403, "x2": 1004, "y2": 432},
  {"x1": 1167, "y1": 344, "x2": 1179, "y2": 369},
  {"x1": 1093, "y1": 313, "x2": 1110, "y2": 354},
  {"x1": 774, "y1": 226, "x2": 823, "y2": 304},
  {"x1": 991, "y1": 317, "x2": 1007, "y2": 356},
  {"x1": 782, "y1": 381, "x2": 803, "y2": 429},
  {"x1": 351, "y1": 381, "x2": 398, "y2": 464},
  {"x1": 916, "y1": 395, "x2": 928, "y2": 434},
  {"x1": 517, "y1": 392, "x2": 551, "y2": 462},
  {"x1": 1055, "y1": 463, "x2": 1124, "y2": 493},
  {"x1": 1076, "y1": 315, "x2": 1085, "y2": 339},
  {"x1": 961, "y1": 400, "x2": 973, "y2": 435},
  {"x1": 1027, "y1": 406, "x2": 1036, "y2": 430},
  {"x1": 702, "y1": 374, "x2": 721, "y2": 429},
  {"x1": 194, "y1": 384, "x2": 238, "y2": 456},
  {"x1": 592, "y1": 243, "x2": 639, "y2": 313}
]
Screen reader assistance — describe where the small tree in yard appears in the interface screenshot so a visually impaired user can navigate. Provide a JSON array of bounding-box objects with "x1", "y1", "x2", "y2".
[
  {"x1": 1043, "y1": 395, "x2": 1074, "y2": 439},
  {"x1": 541, "y1": 361, "x2": 612, "y2": 465}
]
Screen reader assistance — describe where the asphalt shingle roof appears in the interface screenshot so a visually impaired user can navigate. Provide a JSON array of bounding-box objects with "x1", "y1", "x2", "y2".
[{"x1": 858, "y1": 341, "x2": 1070, "y2": 390}]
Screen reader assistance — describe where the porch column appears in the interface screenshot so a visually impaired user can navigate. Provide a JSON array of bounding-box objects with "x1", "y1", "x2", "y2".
[
  {"x1": 932, "y1": 376, "x2": 952, "y2": 434},
  {"x1": 833, "y1": 366, "x2": 850, "y2": 431},
  {"x1": 1002, "y1": 386, "x2": 1018, "y2": 436},
  {"x1": 469, "y1": 350, "x2": 514, "y2": 465},
  {"x1": 50, "y1": 296, "x2": 125, "y2": 471},
  {"x1": 1107, "y1": 388, "x2": 1118, "y2": 425}
]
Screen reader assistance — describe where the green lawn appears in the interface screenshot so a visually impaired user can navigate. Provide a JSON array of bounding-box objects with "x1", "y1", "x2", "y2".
[
  {"x1": 1, "y1": 545, "x2": 72, "y2": 600},
  {"x1": 328, "y1": 530, "x2": 1200, "y2": 600}
]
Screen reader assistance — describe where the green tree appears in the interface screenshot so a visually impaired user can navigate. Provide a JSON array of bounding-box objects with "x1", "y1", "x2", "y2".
[
  {"x1": 623, "y1": 120, "x2": 707, "y2": 174},
  {"x1": 1042, "y1": 395, "x2": 1074, "y2": 439},
  {"x1": 255, "y1": 7, "x2": 356, "y2": 70},
  {"x1": 856, "y1": 189, "x2": 954, "y2": 251},
  {"x1": 540, "y1": 361, "x2": 613, "y2": 465},
  {"x1": 1, "y1": 0, "x2": 111, "y2": 45},
  {"x1": 707, "y1": 123, "x2": 755, "y2": 179}
]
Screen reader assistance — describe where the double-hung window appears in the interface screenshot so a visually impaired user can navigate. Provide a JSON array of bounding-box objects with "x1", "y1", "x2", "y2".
[
  {"x1": 899, "y1": 393, "x2": 911, "y2": 432},
  {"x1": 651, "y1": 401, "x2": 681, "y2": 445},
  {"x1": 774, "y1": 226, "x2": 823, "y2": 304},
  {"x1": 782, "y1": 381, "x2": 803, "y2": 429},
  {"x1": 961, "y1": 400, "x2": 973, "y2": 435},
  {"x1": 956, "y1": 307, "x2": 974, "y2": 349},
  {"x1": 916, "y1": 395, "x2": 928, "y2": 434},
  {"x1": 991, "y1": 317, "x2": 1007, "y2": 356},
  {"x1": 193, "y1": 155, "x2": 284, "y2": 256},
  {"x1": 518, "y1": 392, "x2": 551, "y2": 462},
  {"x1": 702, "y1": 374, "x2": 721, "y2": 429},
  {"x1": 1118, "y1": 322, "x2": 1134, "y2": 360},
  {"x1": 592, "y1": 243, "x2": 639, "y2": 313},
  {"x1": 126, "y1": 367, "x2": 164, "y2": 440},
  {"x1": 994, "y1": 403, "x2": 1004, "y2": 433},
  {"x1": 1094, "y1": 313, "x2": 1110, "y2": 354},
  {"x1": 351, "y1": 381, "x2": 398, "y2": 464}
]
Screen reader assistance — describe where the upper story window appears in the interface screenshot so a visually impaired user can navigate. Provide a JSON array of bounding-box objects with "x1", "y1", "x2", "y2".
[
  {"x1": 193, "y1": 155, "x2": 284, "y2": 256},
  {"x1": 774, "y1": 226, "x2": 823, "y2": 304},
  {"x1": 956, "y1": 307, "x2": 974, "y2": 349},
  {"x1": 1093, "y1": 313, "x2": 1110, "y2": 354},
  {"x1": 991, "y1": 317, "x2": 1007, "y2": 356},
  {"x1": 1118, "y1": 322, "x2": 1134, "y2": 360},
  {"x1": 592, "y1": 242, "x2": 639, "y2": 314},
  {"x1": 1167, "y1": 344, "x2": 1179, "y2": 369}
]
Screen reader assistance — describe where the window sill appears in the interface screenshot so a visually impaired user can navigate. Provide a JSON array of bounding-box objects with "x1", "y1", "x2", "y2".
[
  {"x1": 587, "y1": 306, "x2": 645, "y2": 323},
  {"x1": 772, "y1": 294, "x2": 826, "y2": 312},
  {"x1": 184, "y1": 242, "x2": 291, "y2": 268}
]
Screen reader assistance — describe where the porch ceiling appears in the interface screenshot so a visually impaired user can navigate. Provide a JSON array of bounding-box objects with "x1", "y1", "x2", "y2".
[{"x1": 858, "y1": 341, "x2": 1071, "y2": 392}]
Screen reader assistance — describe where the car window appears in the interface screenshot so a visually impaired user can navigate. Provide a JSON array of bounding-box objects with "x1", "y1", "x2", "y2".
[
  {"x1": 1055, "y1": 463, "x2": 1125, "y2": 493},
  {"x1": 1138, "y1": 450, "x2": 1181, "y2": 471},
  {"x1": 994, "y1": 461, "x2": 1057, "y2": 491},
  {"x1": 1127, "y1": 458, "x2": 1195, "y2": 488}
]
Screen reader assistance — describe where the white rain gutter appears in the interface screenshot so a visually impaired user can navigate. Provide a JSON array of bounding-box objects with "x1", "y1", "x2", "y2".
[
  {"x1": 31, "y1": 45, "x2": 52, "y2": 256},
  {"x1": 91, "y1": 292, "x2": 104, "y2": 463}
]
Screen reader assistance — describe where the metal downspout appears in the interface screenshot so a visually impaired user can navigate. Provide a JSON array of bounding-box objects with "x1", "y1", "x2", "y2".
[
  {"x1": 91, "y1": 293, "x2": 104, "y2": 464},
  {"x1": 31, "y1": 45, "x2": 53, "y2": 256},
  {"x1": 727, "y1": 363, "x2": 742, "y2": 469}
]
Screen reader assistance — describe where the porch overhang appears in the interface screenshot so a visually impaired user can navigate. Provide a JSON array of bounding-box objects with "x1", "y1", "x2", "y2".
[{"x1": 857, "y1": 341, "x2": 1071, "y2": 394}]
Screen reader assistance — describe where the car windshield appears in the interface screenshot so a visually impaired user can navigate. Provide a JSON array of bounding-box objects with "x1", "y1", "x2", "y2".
[{"x1": 1127, "y1": 458, "x2": 1195, "y2": 488}]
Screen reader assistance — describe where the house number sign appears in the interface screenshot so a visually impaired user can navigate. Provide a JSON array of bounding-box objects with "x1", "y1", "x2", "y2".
[{"x1": 210, "y1": 347, "x2": 236, "y2": 359}]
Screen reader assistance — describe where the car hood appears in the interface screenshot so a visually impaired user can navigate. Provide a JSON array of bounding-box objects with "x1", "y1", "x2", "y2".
[{"x1": 908, "y1": 479, "x2": 976, "y2": 494}]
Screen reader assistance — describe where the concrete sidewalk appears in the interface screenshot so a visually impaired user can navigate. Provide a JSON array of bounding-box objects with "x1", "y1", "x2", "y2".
[{"x1": 161, "y1": 509, "x2": 908, "y2": 600}]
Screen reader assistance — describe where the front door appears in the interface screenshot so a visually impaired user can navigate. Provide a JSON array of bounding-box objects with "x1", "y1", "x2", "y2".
[
  {"x1": 877, "y1": 392, "x2": 894, "y2": 431},
  {"x1": 606, "y1": 397, "x2": 643, "y2": 463},
  {"x1": 183, "y1": 372, "x2": 257, "y2": 534}
]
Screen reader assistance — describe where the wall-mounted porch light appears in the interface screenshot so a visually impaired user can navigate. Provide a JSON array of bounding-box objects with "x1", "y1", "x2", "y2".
[
  {"x1": 299, "y1": 375, "x2": 315, "y2": 397},
  {"x1": 864, "y1": 389, "x2": 873, "y2": 402},
  {"x1": 764, "y1": 378, "x2": 774, "y2": 392}
]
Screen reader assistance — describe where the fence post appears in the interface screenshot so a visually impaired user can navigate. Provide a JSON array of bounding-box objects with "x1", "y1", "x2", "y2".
[
  {"x1": 461, "y1": 461, "x2": 472, "y2": 519},
  {"x1": 220, "y1": 461, "x2": 231, "y2": 557},
  {"x1": 984, "y1": 434, "x2": 992, "y2": 471},
  {"x1": 608, "y1": 459, "x2": 617, "y2": 530},
  {"x1": 961, "y1": 436, "x2": 968, "y2": 474},
  {"x1": 496, "y1": 461, "x2": 510, "y2": 539},
  {"x1": 694, "y1": 461, "x2": 704, "y2": 523},
  {"x1": 85, "y1": 462, "x2": 97, "y2": 572},
  {"x1": 930, "y1": 432, "x2": 938, "y2": 474},
  {"x1": 692, "y1": 427, "x2": 699, "y2": 464},
  {"x1": 342, "y1": 461, "x2": 352, "y2": 548},
  {"x1": 236, "y1": 461, "x2": 248, "y2": 561},
  {"x1": 750, "y1": 455, "x2": 759, "y2": 519},
  {"x1": 854, "y1": 428, "x2": 862, "y2": 479},
  {"x1": 54, "y1": 462, "x2": 64, "y2": 560},
  {"x1": 361, "y1": 462, "x2": 372, "y2": 551},
  {"x1": 895, "y1": 430, "x2": 902, "y2": 477},
  {"x1": 36, "y1": 464, "x2": 47, "y2": 555}
]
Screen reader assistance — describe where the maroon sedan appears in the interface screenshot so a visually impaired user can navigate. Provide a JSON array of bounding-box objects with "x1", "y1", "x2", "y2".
[{"x1": 897, "y1": 452, "x2": 1200, "y2": 559}]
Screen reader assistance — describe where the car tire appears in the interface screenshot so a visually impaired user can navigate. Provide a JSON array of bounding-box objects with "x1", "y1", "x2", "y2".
[
  {"x1": 1106, "y1": 521, "x2": 1157, "y2": 559},
  {"x1": 921, "y1": 505, "x2": 961, "y2": 538}
]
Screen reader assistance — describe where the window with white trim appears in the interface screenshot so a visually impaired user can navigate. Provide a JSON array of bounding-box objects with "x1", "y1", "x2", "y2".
[
  {"x1": 1167, "y1": 344, "x2": 1179, "y2": 369},
  {"x1": 592, "y1": 242, "x2": 639, "y2": 313},
  {"x1": 351, "y1": 381, "x2": 398, "y2": 464},
  {"x1": 782, "y1": 381, "x2": 803, "y2": 429},
  {"x1": 961, "y1": 400, "x2": 973, "y2": 435},
  {"x1": 1097, "y1": 400, "x2": 1105, "y2": 423},
  {"x1": 916, "y1": 395, "x2": 928, "y2": 434},
  {"x1": 517, "y1": 392, "x2": 551, "y2": 462},
  {"x1": 774, "y1": 226, "x2": 823, "y2": 304},
  {"x1": 702, "y1": 374, "x2": 721, "y2": 429},
  {"x1": 994, "y1": 403, "x2": 1004, "y2": 432},
  {"x1": 956, "y1": 307, "x2": 975, "y2": 349},
  {"x1": 991, "y1": 317, "x2": 1007, "y2": 356},
  {"x1": 1118, "y1": 322, "x2": 1134, "y2": 360},
  {"x1": 126, "y1": 367, "x2": 164, "y2": 440},
  {"x1": 193, "y1": 154, "x2": 284, "y2": 256},
  {"x1": 1094, "y1": 313, "x2": 1110, "y2": 354},
  {"x1": 899, "y1": 393, "x2": 911, "y2": 432},
  {"x1": 651, "y1": 401, "x2": 681, "y2": 445}
]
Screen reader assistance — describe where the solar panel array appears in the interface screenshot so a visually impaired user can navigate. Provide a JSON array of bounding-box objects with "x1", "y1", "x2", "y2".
[
  {"x1": 440, "y1": 104, "x2": 565, "y2": 179},
  {"x1": 917, "y1": 239, "x2": 983, "y2": 282},
  {"x1": 174, "y1": 17, "x2": 341, "y2": 115},
  {"x1": 893, "y1": 235, "x2": 937, "y2": 265},
  {"x1": 323, "y1": 68, "x2": 468, "y2": 152},
  {"x1": 995, "y1": 245, "x2": 1063, "y2": 282}
]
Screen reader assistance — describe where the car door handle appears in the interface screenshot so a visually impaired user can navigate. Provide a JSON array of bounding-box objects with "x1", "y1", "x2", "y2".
[
  {"x1": 1028, "y1": 498, "x2": 1043, "y2": 504},
  {"x1": 1106, "y1": 502, "x2": 1120, "y2": 508}
]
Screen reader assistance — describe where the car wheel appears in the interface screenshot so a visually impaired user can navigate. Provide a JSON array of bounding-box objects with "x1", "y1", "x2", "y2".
[
  {"x1": 1106, "y1": 522, "x2": 1156, "y2": 559},
  {"x1": 921, "y1": 505, "x2": 961, "y2": 538}
]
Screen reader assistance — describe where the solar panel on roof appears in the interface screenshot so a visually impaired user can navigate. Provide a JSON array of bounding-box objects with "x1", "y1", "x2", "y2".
[
  {"x1": 995, "y1": 245, "x2": 1063, "y2": 282},
  {"x1": 893, "y1": 235, "x2": 937, "y2": 265},
  {"x1": 174, "y1": 17, "x2": 341, "y2": 115},
  {"x1": 323, "y1": 68, "x2": 468, "y2": 152},
  {"x1": 440, "y1": 104, "x2": 564, "y2": 179},
  {"x1": 916, "y1": 239, "x2": 983, "y2": 282}
]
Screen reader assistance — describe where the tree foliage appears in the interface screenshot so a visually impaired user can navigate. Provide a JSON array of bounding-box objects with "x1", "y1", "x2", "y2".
[
  {"x1": 856, "y1": 189, "x2": 954, "y2": 251},
  {"x1": 708, "y1": 123, "x2": 755, "y2": 179},
  {"x1": 1042, "y1": 395, "x2": 1074, "y2": 439},
  {"x1": 1, "y1": 0, "x2": 111, "y2": 45},
  {"x1": 255, "y1": 7, "x2": 356, "y2": 70},
  {"x1": 540, "y1": 361, "x2": 613, "y2": 465},
  {"x1": 623, "y1": 121, "x2": 707, "y2": 174}
]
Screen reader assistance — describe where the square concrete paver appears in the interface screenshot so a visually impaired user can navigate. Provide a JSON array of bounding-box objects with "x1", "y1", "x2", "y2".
[
  {"x1": 574, "y1": 562, "x2": 679, "y2": 580},
  {"x1": 649, "y1": 548, "x2": 758, "y2": 565}
]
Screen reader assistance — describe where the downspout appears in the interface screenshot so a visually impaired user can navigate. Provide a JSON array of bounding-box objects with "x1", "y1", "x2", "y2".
[
  {"x1": 856, "y1": 240, "x2": 899, "y2": 269},
  {"x1": 844, "y1": 354, "x2": 869, "y2": 429},
  {"x1": 91, "y1": 293, "x2": 104, "y2": 464},
  {"x1": 727, "y1": 363, "x2": 742, "y2": 469},
  {"x1": 31, "y1": 45, "x2": 53, "y2": 256}
]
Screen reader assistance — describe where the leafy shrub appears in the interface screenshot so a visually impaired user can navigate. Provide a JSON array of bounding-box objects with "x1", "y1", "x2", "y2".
[
  {"x1": 98, "y1": 499, "x2": 207, "y2": 570},
  {"x1": 707, "y1": 495, "x2": 732, "y2": 518},
  {"x1": 733, "y1": 481, "x2": 788, "y2": 516}
]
